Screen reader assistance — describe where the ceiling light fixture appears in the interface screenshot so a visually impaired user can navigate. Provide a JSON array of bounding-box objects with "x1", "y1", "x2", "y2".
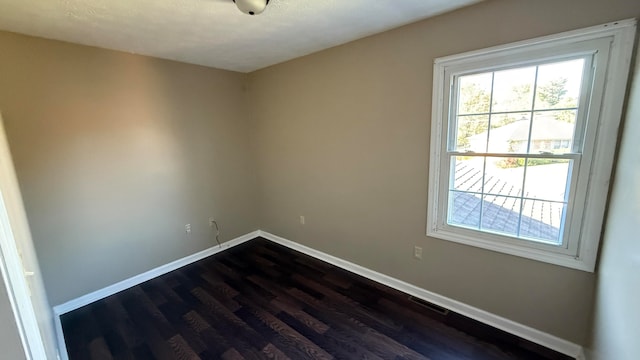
[{"x1": 233, "y1": 0, "x2": 270, "y2": 15}]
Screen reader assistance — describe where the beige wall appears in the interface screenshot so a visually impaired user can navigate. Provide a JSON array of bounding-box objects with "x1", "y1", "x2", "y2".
[
  {"x1": 0, "y1": 32, "x2": 258, "y2": 305},
  {"x1": 588, "y1": 38, "x2": 640, "y2": 359},
  {"x1": 249, "y1": 0, "x2": 640, "y2": 344},
  {"x1": 0, "y1": 283, "x2": 26, "y2": 360},
  {"x1": 1, "y1": 0, "x2": 639, "y2": 351}
]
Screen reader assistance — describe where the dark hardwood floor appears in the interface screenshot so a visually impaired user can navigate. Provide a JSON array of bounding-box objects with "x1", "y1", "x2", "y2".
[{"x1": 61, "y1": 237, "x2": 572, "y2": 360}]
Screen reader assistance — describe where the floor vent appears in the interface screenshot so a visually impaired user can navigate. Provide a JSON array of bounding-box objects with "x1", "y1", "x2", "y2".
[{"x1": 408, "y1": 296, "x2": 450, "y2": 316}]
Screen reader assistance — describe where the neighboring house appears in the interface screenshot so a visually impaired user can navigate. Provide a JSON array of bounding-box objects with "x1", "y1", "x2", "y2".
[{"x1": 469, "y1": 117, "x2": 574, "y2": 153}]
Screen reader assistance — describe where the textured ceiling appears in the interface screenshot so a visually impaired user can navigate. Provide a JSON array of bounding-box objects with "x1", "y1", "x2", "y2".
[{"x1": 0, "y1": 0, "x2": 481, "y2": 73}]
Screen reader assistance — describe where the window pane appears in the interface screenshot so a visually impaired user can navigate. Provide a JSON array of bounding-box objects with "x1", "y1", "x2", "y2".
[
  {"x1": 535, "y1": 59, "x2": 585, "y2": 110},
  {"x1": 430, "y1": 26, "x2": 634, "y2": 270},
  {"x1": 481, "y1": 195, "x2": 521, "y2": 237},
  {"x1": 523, "y1": 159, "x2": 571, "y2": 202},
  {"x1": 487, "y1": 113, "x2": 531, "y2": 153},
  {"x1": 451, "y1": 156, "x2": 484, "y2": 193},
  {"x1": 492, "y1": 67, "x2": 536, "y2": 113},
  {"x1": 448, "y1": 191, "x2": 481, "y2": 229},
  {"x1": 490, "y1": 112, "x2": 529, "y2": 128},
  {"x1": 529, "y1": 112, "x2": 576, "y2": 153},
  {"x1": 483, "y1": 157, "x2": 525, "y2": 197},
  {"x1": 455, "y1": 115, "x2": 489, "y2": 152},
  {"x1": 458, "y1": 73, "x2": 492, "y2": 115},
  {"x1": 520, "y1": 199, "x2": 565, "y2": 244},
  {"x1": 449, "y1": 155, "x2": 571, "y2": 245}
]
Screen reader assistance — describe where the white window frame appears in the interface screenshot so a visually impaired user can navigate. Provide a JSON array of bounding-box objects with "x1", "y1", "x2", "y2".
[{"x1": 427, "y1": 19, "x2": 637, "y2": 272}]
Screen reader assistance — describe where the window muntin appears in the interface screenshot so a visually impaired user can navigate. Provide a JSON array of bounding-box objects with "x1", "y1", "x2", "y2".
[
  {"x1": 446, "y1": 57, "x2": 587, "y2": 245},
  {"x1": 427, "y1": 20, "x2": 637, "y2": 271}
]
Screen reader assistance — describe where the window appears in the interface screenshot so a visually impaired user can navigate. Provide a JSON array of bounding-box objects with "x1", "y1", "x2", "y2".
[{"x1": 427, "y1": 20, "x2": 636, "y2": 271}]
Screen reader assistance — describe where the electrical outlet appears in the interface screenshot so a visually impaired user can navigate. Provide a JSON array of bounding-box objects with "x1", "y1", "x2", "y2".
[
  {"x1": 300, "y1": 215, "x2": 305, "y2": 225},
  {"x1": 185, "y1": 224, "x2": 191, "y2": 234},
  {"x1": 414, "y1": 246, "x2": 423, "y2": 260}
]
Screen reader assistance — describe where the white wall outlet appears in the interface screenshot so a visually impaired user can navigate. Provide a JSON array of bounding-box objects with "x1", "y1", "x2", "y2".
[
  {"x1": 300, "y1": 215, "x2": 305, "y2": 225},
  {"x1": 414, "y1": 246, "x2": 423, "y2": 260},
  {"x1": 185, "y1": 224, "x2": 191, "y2": 234}
]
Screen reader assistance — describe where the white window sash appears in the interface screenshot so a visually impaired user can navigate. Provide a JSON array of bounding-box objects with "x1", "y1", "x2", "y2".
[{"x1": 427, "y1": 19, "x2": 637, "y2": 272}]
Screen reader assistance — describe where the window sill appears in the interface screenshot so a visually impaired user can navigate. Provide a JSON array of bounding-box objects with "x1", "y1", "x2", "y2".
[{"x1": 426, "y1": 226, "x2": 593, "y2": 272}]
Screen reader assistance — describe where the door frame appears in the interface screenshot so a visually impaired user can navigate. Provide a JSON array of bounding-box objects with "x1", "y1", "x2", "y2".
[{"x1": 0, "y1": 112, "x2": 52, "y2": 359}]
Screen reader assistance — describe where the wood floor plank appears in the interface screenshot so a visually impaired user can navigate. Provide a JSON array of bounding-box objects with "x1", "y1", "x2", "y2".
[
  {"x1": 261, "y1": 343, "x2": 290, "y2": 360},
  {"x1": 220, "y1": 348, "x2": 245, "y2": 360},
  {"x1": 88, "y1": 337, "x2": 113, "y2": 360},
  {"x1": 167, "y1": 335, "x2": 201, "y2": 360},
  {"x1": 188, "y1": 287, "x2": 271, "y2": 357},
  {"x1": 62, "y1": 238, "x2": 572, "y2": 360},
  {"x1": 276, "y1": 311, "x2": 384, "y2": 360}
]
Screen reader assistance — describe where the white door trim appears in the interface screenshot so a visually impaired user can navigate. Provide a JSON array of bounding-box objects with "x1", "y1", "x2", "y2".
[{"x1": 0, "y1": 113, "x2": 51, "y2": 360}]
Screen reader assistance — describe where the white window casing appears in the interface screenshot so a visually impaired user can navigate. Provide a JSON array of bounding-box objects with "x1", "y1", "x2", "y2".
[{"x1": 427, "y1": 19, "x2": 637, "y2": 272}]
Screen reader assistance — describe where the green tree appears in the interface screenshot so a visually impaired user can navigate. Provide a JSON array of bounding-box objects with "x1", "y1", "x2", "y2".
[
  {"x1": 457, "y1": 116, "x2": 487, "y2": 149},
  {"x1": 457, "y1": 83, "x2": 490, "y2": 149},
  {"x1": 537, "y1": 77, "x2": 578, "y2": 123},
  {"x1": 538, "y1": 78, "x2": 568, "y2": 107},
  {"x1": 459, "y1": 83, "x2": 490, "y2": 114},
  {"x1": 506, "y1": 83, "x2": 532, "y2": 111}
]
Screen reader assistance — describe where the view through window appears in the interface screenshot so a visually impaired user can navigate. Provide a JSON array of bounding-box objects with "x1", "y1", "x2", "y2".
[
  {"x1": 428, "y1": 20, "x2": 636, "y2": 270},
  {"x1": 448, "y1": 59, "x2": 585, "y2": 245}
]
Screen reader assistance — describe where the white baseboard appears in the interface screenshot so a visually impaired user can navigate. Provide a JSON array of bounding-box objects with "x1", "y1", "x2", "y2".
[
  {"x1": 53, "y1": 311, "x2": 67, "y2": 360},
  {"x1": 52, "y1": 230, "x2": 259, "y2": 360},
  {"x1": 258, "y1": 230, "x2": 584, "y2": 359},
  {"x1": 53, "y1": 230, "x2": 258, "y2": 316},
  {"x1": 577, "y1": 347, "x2": 588, "y2": 360},
  {"x1": 51, "y1": 229, "x2": 584, "y2": 359}
]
